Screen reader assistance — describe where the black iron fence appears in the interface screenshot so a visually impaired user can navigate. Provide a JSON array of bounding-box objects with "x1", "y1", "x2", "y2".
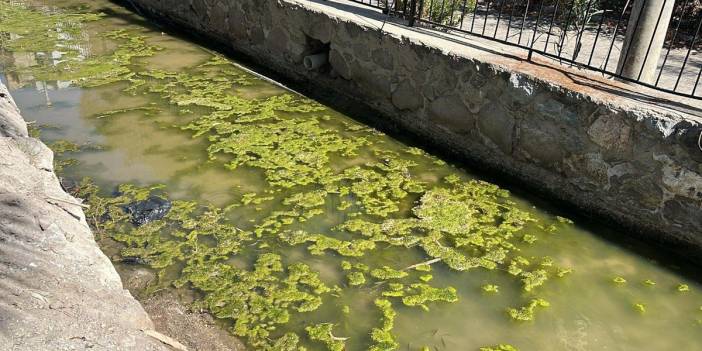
[{"x1": 345, "y1": 0, "x2": 702, "y2": 100}]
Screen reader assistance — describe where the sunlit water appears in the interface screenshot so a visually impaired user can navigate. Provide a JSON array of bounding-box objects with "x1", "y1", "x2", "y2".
[{"x1": 1, "y1": 1, "x2": 701, "y2": 350}]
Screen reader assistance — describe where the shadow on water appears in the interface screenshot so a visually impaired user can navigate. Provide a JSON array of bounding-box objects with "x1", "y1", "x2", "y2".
[{"x1": 107, "y1": 0, "x2": 702, "y2": 284}]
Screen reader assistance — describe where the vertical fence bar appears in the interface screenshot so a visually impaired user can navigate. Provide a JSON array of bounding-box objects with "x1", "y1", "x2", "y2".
[
  {"x1": 674, "y1": 15, "x2": 702, "y2": 91},
  {"x1": 459, "y1": 0, "x2": 469, "y2": 29},
  {"x1": 470, "y1": 0, "x2": 480, "y2": 32},
  {"x1": 409, "y1": 0, "x2": 418, "y2": 26},
  {"x1": 544, "y1": 0, "x2": 562, "y2": 52},
  {"x1": 603, "y1": 0, "x2": 631, "y2": 72},
  {"x1": 587, "y1": 2, "x2": 608, "y2": 67},
  {"x1": 482, "y1": 1, "x2": 493, "y2": 35},
  {"x1": 518, "y1": 1, "x2": 531, "y2": 45},
  {"x1": 571, "y1": 0, "x2": 596, "y2": 62},
  {"x1": 528, "y1": 0, "x2": 545, "y2": 60},
  {"x1": 437, "y1": 0, "x2": 447, "y2": 24},
  {"x1": 655, "y1": 0, "x2": 690, "y2": 86},
  {"x1": 557, "y1": 0, "x2": 578, "y2": 58},
  {"x1": 505, "y1": 0, "x2": 518, "y2": 41},
  {"x1": 494, "y1": 0, "x2": 507, "y2": 38},
  {"x1": 692, "y1": 64, "x2": 702, "y2": 96}
]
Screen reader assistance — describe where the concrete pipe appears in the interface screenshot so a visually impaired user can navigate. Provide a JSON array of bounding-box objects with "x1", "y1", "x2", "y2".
[{"x1": 303, "y1": 52, "x2": 328, "y2": 70}]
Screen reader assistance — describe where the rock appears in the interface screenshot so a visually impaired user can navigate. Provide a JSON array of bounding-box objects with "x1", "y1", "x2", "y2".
[
  {"x1": 391, "y1": 80, "x2": 423, "y2": 111},
  {"x1": 663, "y1": 196, "x2": 702, "y2": 229},
  {"x1": 122, "y1": 267, "x2": 157, "y2": 292},
  {"x1": 59, "y1": 177, "x2": 81, "y2": 194},
  {"x1": 655, "y1": 154, "x2": 702, "y2": 200},
  {"x1": 429, "y1": 95, "x2": 469, "y2": 122},
  {"x1": 268, "y1": 26, "x2": 289, "y2": 54},
  {"x1": 518, "y1": 124, "x2": 565, "y2": 166},
  {"x1": 121, "y1": 256, "x2": 151, "y2": 265},
  {"x1": 534, "y1": 96, "x2": 578, "y2": 126},
  {"x1": 477, "y1": 103, "x2": 514, "y2": 154},
  {"x1": 587, "y1": 113, "x2": 633, "y2": 157},
  {"x1": 123, "y1": 196, "x2": 173, "y2": 226},
  {"x1": 371, "y1": 48, "x2": 393, "y2": 70},
  {"x1": 329, "y1": 48, "x2": 351, "y2": 80},
  {"x1": 428, "y1": 95, "x2": 473, "y2": 133},
  {"x1": 0, "y1": 82, "x2": 27, "y2": 138}
]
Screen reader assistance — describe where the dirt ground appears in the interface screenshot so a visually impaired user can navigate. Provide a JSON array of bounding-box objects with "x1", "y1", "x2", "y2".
[{"x1": 120, "y1": 267, "x2": 246, "y2": 351}]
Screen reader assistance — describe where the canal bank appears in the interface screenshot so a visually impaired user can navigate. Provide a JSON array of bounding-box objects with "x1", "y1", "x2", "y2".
[
  {"x1": 124, "y1": 0, "x2": 702, "y2": 261},
  {"x1": 0, "y1": 81, "x2": 175, "y2": 350}
]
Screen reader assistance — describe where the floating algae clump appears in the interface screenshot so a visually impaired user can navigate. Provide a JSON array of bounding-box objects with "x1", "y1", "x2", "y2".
[
  {"x1": 347, "y1": 271, "x2": 367, "y2": 286},
  {"x1": 369, "y1": 299, "x2": 399, "y2": 351},
  {"x1": 613, "y1": 276, "x2": 627, "y2": 284},
  {"x1": 480, "y1": 345, "x2": 519, "y2": 351},
  {"x1": 402, "y1": 283, "x2": 458, "y2": 311},
  {"x1": 306, "y1": 323, "x2": 346, "y2": 351},
  {"x1": 678, "y1": 284, "x2": 691, "y2": 292},
  {"x1": 482, "y1": 284, "x2": 500, "y2": 294},
  {"x1": 507, "y1": 298, "x2": 550, "y2": 321},
  {"x1": 371, "y1": 266, "x2": 409, "y2": 280},
  {"x1": 521, "y1": 269, "x2": 549, "y2": 292}
]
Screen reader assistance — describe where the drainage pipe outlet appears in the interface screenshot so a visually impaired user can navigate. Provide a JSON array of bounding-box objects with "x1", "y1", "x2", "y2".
[{"x1": 303, "y1": 52, "x2": 328, "y2": 70}]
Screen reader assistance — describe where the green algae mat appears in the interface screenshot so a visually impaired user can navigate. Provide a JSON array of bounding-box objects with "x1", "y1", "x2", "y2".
[{"x1": 1, "y1": 1, "x2": 701, "y2": 350}]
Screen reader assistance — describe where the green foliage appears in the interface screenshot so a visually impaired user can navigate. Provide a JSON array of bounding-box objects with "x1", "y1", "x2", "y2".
[{"x1": 422, "y1": 0, "x2": 477, "y2": 26}]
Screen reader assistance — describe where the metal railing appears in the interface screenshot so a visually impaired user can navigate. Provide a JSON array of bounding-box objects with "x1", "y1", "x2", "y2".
[{"x1": 346, "y1": 0, "x2": 702, "y2": 100}]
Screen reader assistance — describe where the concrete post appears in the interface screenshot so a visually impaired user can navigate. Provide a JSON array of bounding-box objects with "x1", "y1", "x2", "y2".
[{"x1": 616, "y1": 0, "x2": 675, "y2": 84}]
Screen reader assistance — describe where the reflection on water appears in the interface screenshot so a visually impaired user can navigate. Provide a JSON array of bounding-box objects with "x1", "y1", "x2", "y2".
[{"x1": 1, "y1": 1, "x2": 701, "y2": 350}]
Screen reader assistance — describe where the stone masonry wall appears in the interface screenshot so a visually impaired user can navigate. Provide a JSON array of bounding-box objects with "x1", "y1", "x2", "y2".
[{"x1": 127, "y1": 0, "x2": 702, "y2": 261}]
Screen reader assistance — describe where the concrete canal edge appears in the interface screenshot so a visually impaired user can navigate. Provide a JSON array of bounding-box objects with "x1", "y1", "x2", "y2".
[
  {"x1": 126, "y1": 0, "x2": 702, "y2": 261},
  {"x1": 0, "y1": 82, "x2": 180, "y2": 350}
]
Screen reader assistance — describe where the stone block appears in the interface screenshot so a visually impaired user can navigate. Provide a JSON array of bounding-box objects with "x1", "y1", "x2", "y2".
[
  {"x1": 329, "y1": 48, "x2": 351, "y2": 80},
  {"x1": 477, "y1": 103, "x2": 514, "y2": 154},
  {"x1": 391, "y1": 80, "x2": 423, "y2": 111},
  {"x1": 428, "y1": 95, "x2": 472, "y2": 133}
]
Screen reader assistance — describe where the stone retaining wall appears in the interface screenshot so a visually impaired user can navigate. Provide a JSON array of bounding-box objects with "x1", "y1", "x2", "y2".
[{"x1": 126, "y1": 0, "x2": 702, "y2": 261}]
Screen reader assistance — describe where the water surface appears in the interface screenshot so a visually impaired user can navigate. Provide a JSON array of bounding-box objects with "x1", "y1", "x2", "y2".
[{"x1": 1, "y1": 1, "x2": 700, "y2": 350}]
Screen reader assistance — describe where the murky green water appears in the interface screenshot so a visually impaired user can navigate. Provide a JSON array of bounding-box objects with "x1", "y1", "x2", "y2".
[{"x1": 1, "y1": 1, "x2": 701, "y2": 350}]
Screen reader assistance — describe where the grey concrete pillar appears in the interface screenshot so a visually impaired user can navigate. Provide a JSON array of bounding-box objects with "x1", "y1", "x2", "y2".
[{"x1": 616, "y1": 0, "x2": 675, "y2": 84}]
